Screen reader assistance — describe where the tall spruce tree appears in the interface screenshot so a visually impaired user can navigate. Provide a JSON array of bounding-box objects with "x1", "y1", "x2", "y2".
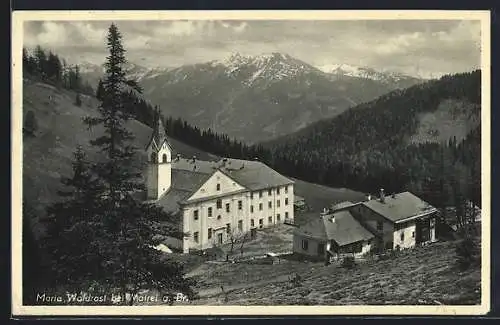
[{"x1": 44, "y1": 23, "x2": 194, "y2": 305}]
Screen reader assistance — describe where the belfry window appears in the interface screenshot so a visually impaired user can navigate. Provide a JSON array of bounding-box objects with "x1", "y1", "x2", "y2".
[{"x1": 162, "y1": 154, "x2": 167, "y2": 163}]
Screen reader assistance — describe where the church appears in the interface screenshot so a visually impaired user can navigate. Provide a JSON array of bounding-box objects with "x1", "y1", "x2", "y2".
[{"x1": 145, "y1": 116, "x2": 295, "y2": 253}]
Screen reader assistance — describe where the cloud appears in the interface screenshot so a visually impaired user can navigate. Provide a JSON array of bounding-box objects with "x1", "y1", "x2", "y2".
[{"x1": 23, "y1": 19, "x2": 481, "y2": 77}]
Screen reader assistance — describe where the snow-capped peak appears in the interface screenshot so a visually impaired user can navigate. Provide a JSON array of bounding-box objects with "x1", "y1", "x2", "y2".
[
  {"x1": 208, "y1": 52, "x2": 315, "y2": 86},
  {"x1": 318, "y1": 63, "x2": 417, "y2": 82}
]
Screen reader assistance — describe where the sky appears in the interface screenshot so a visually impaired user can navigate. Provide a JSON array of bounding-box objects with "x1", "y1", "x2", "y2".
[{"x1": 23, "y1": 19, "x2": 482, "y2": 79}]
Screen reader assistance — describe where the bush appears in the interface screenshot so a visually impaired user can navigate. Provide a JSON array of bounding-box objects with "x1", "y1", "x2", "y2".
[
  {"x1": 341, "y1": 255, "x2": 356, "y2": 269},
  {"x1": 23, "y1": 110, "x2": 38, "y2": 137},
  {"x1": 75, "y1": 93, "x2": 82, "y2": 107},
  {"x1": 455, "y1": 236, "x2": 479, "y2": 270}
]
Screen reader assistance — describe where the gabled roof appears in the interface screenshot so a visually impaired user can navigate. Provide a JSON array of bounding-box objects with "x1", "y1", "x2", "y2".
[
  {"x1": 154, "y1": 157, "x2": 294, "y2": 211},
  {"x1": 361, "y1": 191, "x2": 437, "y2": 223},
  {"x1": 294, "y1": 210, "x2": 374, "y2": 246},
  {"x1": 215, "y1": 158, "x2": 294, "y2": 191}
]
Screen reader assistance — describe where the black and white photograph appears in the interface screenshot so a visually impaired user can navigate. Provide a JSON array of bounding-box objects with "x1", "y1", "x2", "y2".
[{"x1": 11, "y1": 10, "x2": 491, "y2": 316}]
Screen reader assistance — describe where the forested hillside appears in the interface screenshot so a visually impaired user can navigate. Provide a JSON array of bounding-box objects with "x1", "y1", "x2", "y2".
[{"x1": 264, "y1": 70, "x2": 482, "y2": 208}]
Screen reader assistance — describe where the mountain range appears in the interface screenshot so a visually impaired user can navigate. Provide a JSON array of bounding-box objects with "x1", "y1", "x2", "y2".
[{"x1": 80, "y1": 52, "x2": 425, "y2": 143}]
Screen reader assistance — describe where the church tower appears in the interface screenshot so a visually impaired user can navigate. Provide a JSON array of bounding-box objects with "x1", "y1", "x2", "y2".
[{"x1": 145, "y1": 109, "x2": 172, "y2": 200}]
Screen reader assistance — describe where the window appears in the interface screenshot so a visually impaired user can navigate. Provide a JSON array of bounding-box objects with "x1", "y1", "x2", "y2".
[
  {"x1": 268, "y1": 201, "x2": 272, "y2": 208},
  {"x1": 400, "y1": 232, "x2": 405, "y2": 242},
  {"x1": 377, "y1": 221, "x2": 383, "y2": 231},
  {"x1": 226, "y1": 203, "x2": 230, "y2": 213},
  {"x1": 208, "y1": 207, "x2": 213, "y2": 218},
  {"x1": 162, "y1": 154, "x2": 167, "y2": 163},
  {"x1": 317, "y1": 243, "x2": 325, "y2": 255},
  {"x1": 302, "y1": 239, "x2": 309, "y2": 251},
  {"x1": 193, "y1": 232, "x2": 199, "y2": 243},
  {"x1": 259, "y1": 191, "x2": 263, "y2": 198},
  {"x1": 268, "y1": 189, "x2": 272, "y2": 196},
  {"x1": 216, "y1": 183, "x2": 221, "y2": 191},
  {"x1": 238, "y1": 220, "x2": 243, "y2": 231},
  {"x1": 285, "y1": 198, "x2": 289, "y2": 205},
  {"x1": 208, "y1": 228, "x2": 212, "y2": 240},
  {"x1": 285, "y1": 212, "x2": 289, "y2": 219},
  {"x1": 259, "y1": 219, "x2": 264, "y2": 228},
  {"x1": 238, "y1": 200, "x2": 242, "y2": 210},
  {"x1": 250, "y1": 205, "x2": 254, "y2": 213},
  {"x1": 217, "y1": 215, "x2": 221, "y2": 220},
  {"x1": 285, "y1": 186, "x2": 288, "y2": 194},
  {"x1": 277, "y1": 214, "x2": 280, "y2": 222},
  {"x1": 277, "y1": 200, "x2": 280, "y2": 208},
  {"x1": 216, "y1": 199, "x2": 222, "y2": 209},
  {"x1": 412, "y1": 231, "x2": 415, "y2": 238},
  {"x1": 226, "y1": 223, "x2": 231, "y2": 234},
  {"x1": 259, "y1": 203, "x2": 263, "y2": 211},
  {"x1": 193, "y1": 210, "x2": 199, "y2": 220},
  {"x1": 277, "y1": 187, "x2": 280, "y2": 195},
  {"x1": 250, "y1": 192, "x2": 253, "y2": 199},
  {"x1": 268, "y1": 216, "x2": 273, "y2": 223},
  {"x1": 251, "y1": 219, "x2": 255, "y2": 227}
]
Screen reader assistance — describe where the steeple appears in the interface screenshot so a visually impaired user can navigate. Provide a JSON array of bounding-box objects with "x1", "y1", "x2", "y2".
[
  {"x1": 147, "y1": 106, "x2": 168, "y2": 152},
  {"x1": 146, "y1": 106, "x2": 172, "y2": 200}
]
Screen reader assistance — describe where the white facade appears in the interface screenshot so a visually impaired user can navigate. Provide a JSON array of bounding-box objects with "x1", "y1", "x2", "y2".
[
  {"x1": 181, "y1": 180, "x2": 294, "y2": 252},
  {"x1": 146, "y1": 139, "x2": 172, "y2": 200}
]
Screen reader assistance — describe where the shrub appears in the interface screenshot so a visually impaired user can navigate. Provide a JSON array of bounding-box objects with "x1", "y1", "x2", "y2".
[
  {"x1": 455, "y1": 236, "x2": 479, "y2": 270},
  {"x1": 23, "y1": 110, "x2": 38, "y2": 137},
  {"x1": 75, "y1": 93, "x2": 82, "y2": 107},
  {"x1": 341, "y1": 255, "x2": 356, "y2": 269}
]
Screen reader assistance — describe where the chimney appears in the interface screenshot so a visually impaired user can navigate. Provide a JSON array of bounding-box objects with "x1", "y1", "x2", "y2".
[
  {"x1": 330, "y1": 216, "x2": 336, "y2": 223},
  {"x1": 191, "y1": 155, "x2": 197, "y2": 164},
  {"x1": 379, "y1": 188, "x2": 385, "y2": 203},
  {"x1": 366, "y1": 193, "x2": 372, "y2": 201},
  {"x1": 320, "y1": 207, "x2": 329, "y2": 216},
  {"x1": 175, "y1": 153, "x2": 181, "y2": 161}
]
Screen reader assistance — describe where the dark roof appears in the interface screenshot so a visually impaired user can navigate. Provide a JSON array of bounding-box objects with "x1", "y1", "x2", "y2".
[
  {"x1": 172, "y1": 158, "x2": 219, "y2": 174},
  {"x1": 156, "y1": 188, "x2": 191, "y2": 215},
  {"x1": 170, "y1": 169, "x2": 211, "y2": 193},
  {"x1": 216, "y1": 158, "x2": 294, "y2": 191},
  {"x1": 154, "y1": 157, "x2": 293, "y2": 211},
  {"x1": 362, "y1": 191, "x2": 437, "y2": 223},
  {"x1": 294, "y1": 210, "x2": 374, "y2": 246},
  {"x1": 330, "y1": 201, "x2": 356, "y2": 212}
]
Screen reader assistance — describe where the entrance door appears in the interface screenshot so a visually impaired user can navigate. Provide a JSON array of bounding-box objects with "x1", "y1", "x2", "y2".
[
  {"x1": 217, "y1": 233, "x2": 223, "y2": 245},
  {"x1": 416, "y1": 219, "x2": 430, "y2": 244}
]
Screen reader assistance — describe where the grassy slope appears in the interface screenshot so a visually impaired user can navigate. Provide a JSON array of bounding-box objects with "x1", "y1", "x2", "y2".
[
  {"x1": 22, "y1": 80, "x2": 218, "y2": 236},
  {"x1": 22, "y1": 79, "x2": 363, "y2": 235},
  {"x1": 190, "y1": 239, "x2": 480, "y2": 305},
  {"x1": 292, "y1": 178, "x2": 366, "y2": 213}
]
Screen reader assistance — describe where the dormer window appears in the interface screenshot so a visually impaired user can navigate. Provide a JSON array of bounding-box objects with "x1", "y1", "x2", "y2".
[
  {"x1": 216, "y1": 183, "x2": 221, "y2": 191},
  {"x1": 162, "y1": 154, "x2": 167, "y2": 163}
]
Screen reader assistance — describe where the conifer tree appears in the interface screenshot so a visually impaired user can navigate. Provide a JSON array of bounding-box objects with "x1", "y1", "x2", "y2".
[
  {"x1": 23, "y1": 110, "x2": 38, "y2": 137},
  {"x1": 96, "y1": 78, "x2": 105, "y2": 101},
  {"x1": 44, "y1": 23, "x2": 194, "y2": 304},
  {"x1": 75, "y1": 93, "x2": 82, "y2": 107}
]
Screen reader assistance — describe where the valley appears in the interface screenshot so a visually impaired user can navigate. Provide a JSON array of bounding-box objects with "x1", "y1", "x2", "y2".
[{"x1": 80, "y1": 52, "x2": 425, "y2": 143}]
